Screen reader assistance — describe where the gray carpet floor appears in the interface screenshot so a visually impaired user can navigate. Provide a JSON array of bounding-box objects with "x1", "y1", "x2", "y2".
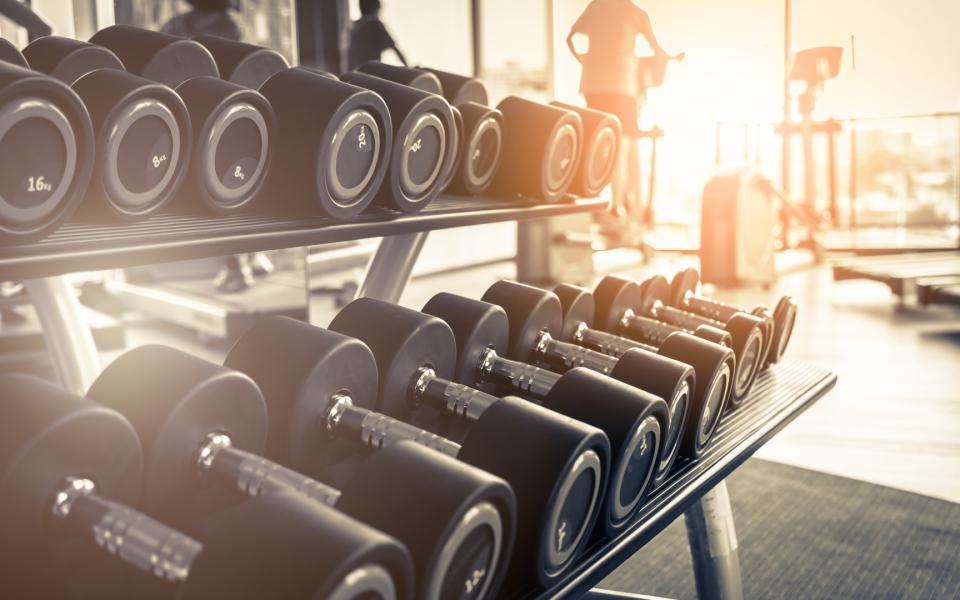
[{"x1": 600, "y1": 459, "x2": 960, "y2": 599}]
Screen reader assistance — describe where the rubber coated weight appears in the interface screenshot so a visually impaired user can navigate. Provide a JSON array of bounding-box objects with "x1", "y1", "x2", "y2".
[
  {"x1": 769, "y1": 296, "x2": 798, "y2": 363},
  {"x1": 692, "y1": 324, "x2": 733, "y2": 348},
  {"x1": 550, "y1": 102, "x2": 620, "y2": 197},
  {"x1": 0, "y1": 375, "x2": 142, "y2": 594},
  {"x1": 422, "y1": 292, "x2": 667, "y2": 534},
  {"x1": 357, "y1": 61, "x2": 444, "y2": 95},
  {"x1": 482, "y1": 280, "x2": 565, "y2": 364},
  {"x1": 419, "y1": 67, "x2": 489, "y2": 106},
  {"x1": 172, "y1": 76, "x2": 275, "y2": 213},
  {"x1": 0, "y1": 61, "x2": 94, "y2": 240},
  {"x1": 21, "y1": 37, "x2": 124, "y2": 86},
  {"x1": 552, "y1": 283, "x2": 694, "y2": 487},
  {"x1": 341, "y1": 71, "x2": 456, "y2": 212},
  {"x1": 493, "y1": 97, "x2": 582, "y2": 202},
  {"x1": 0, "y1": 38, "x2": 28, "y2": 67},
  {"x1": 90, "y1": 26, "x2": 219, "y2": 87},
  {"x1": 193, "y1": 35, "x2": 289, "y2": 89},
  {"x1": 448, "y1": 102, "x2": 503, "y2": 195},
  {"x1": 439, "y1": 104, "x2": 464, "y2": 191},
  {"x1": 185, "y1": 492, "x2": 415, "y2": 600},
  {"x1": 259, "y1": 68, "x2": 390, "y2": 218},
  {"x1": 86, "y1": 345, "x2": 267, "y2": 525}
]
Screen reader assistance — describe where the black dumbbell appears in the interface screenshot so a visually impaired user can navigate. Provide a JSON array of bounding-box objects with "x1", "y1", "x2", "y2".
[
  {"x1": 447, "y1": 101, "x2": 503, "y2": 195},
  {"x1": 0, "y1": 373, "x2": 415, "y2": 599},
  {"x1": 194, "y1": 34, "x2": 290, "y2": 89},
  {"x1": 81, "y1": 30, "x2": 274, "y2": 214},
  {"x1": 89, "y1": 343, "x2": 515, "y2": 600},
  {"x1": 550, "y1": 102, "x2": 620, "y2": 197},
  {"x1": 419, "y1": 66, "x2": 489, "y2": 106},
  {"x1": 330, "y1": 299, "x2": 611, "y2": 589},
  {"x1": 23, "y1": 36, "x2": 192, "y2": 220},
  {"x1": 422, "y1": 292, "x2": 669, "y2": 528},
  {"x1": 480, "y1": 280, "x2": 724, "y2": 461},
  {"x1": 493, "y1": 97, "x2": 582, "y2": 202},
  {"x1": 629, "y1": 275, "x2": 765, "y2": 406},
  {"x1": 670, "y1": 267, "x2": 798, "y2": 366},
  {"x1": 0, "y1": 45, "x2": 94, "y2": 241},
  {"x1": 340, "y1": 71, "x2": 456, "y2": 212},
  {"x1": 353, "y1": 62, "x2": 465, "y2": 194}
]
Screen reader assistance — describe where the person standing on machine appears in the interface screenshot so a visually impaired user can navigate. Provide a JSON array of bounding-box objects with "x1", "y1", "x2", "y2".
[
  {"x1": 566, "y1": 0, "x2": 666, "y2": 241},
  {"x1": 348, "y1": 0, "x2": 407, "y2": 70}
]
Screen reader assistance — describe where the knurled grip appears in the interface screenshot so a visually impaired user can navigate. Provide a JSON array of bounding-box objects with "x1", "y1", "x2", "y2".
[
  {"x1": 218, "y1": 446, "x2": 342, "y2": 507},
  {"x1": 74, "y1": 494, "x2": 202, "y2": 583},
  {"x1": 577, "y1": 327, "x2": 655, "y2": 358},
  {"x1": 540, "y1": 337, "x2": 618, "y2": 375},
  {"x1": 622, "y1": 315, "x2": 680, "y2": 345},
  {"x1": 655, "y1": 305, "x2": 715, "y2": 330},
  {"x1": 685, "y1": 294, "x2": 737, "y2": 322},
  {"x1": 422, "y1": 377, "x2": 499, "y2": 422},
  {"x1": 353, "y1": 408, "x2": 462, "y2": 457},
  {"x1": 484, "y1": 354, "x2": 561, "y2": 400}
]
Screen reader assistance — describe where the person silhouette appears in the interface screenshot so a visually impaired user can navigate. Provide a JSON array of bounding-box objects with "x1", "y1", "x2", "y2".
[
  {"x1": 161, "y1": 0, "x2": 247, "y2": 41},
  {"x1": 348, "y1": 0, "x2": 407, "y2": 70},
  {"x1": 567, "y1": 0, "x2": 667, "y2": 240}
]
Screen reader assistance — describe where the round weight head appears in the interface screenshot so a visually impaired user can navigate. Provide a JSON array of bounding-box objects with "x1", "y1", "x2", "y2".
[
  {"x1": 22, "y1": 37, "x2": 124, "y2": 85},
  {"x1": 541, "y1": 112, "x2": 581, "y2": 201},
  {"x1": 769, "y1": 296, "x2": 798, "y2": 364},
  {"x1": 458, "y1": 103, "x2": 503, "y2": 194},
  {"x1": 724, "y1": 313, "x2": 765, "y2": 405},
  {"x1": 86, "y1": 346, "x2": 266, "y2": 524},
  {"x1": 194, "y1": 35, "x2": 290, "y2": 89},
  {"x1": 96, "y1": 81, "x2": 190, "y2": 218},
  {"x1": 0, "y1": 38, "x2": 28, "y2": 68},
  {"x1": 693, "y1": 324, "x2": 733, "y2": 348},
  {"x1": 638, "y1": 275, "x2": 671, "y2": 315},
  {"x1": 669, "y1": 267, "x2": 700, "y2": 308},
  {"x1": 542, "y1": 368, "x2": 666, "y2": 535},
  {"x1": 183, "y1": 491, "x2": 414, "y2": 600},
  {"x1": 224, "y1": 316, "x2": 380, "y2": 474},
  {"x1": 581, "y1": 120, "x2": 618, "y2": 195},
  {"x1": 593, "y1": 275, "x2": 643, "y2": 332},
  {"x1": 0, "y1": 375, "x2": 142, "y2": 585},
  {"x1": 659, "y1": 333, "x2": 734, "y2": 459},
  {"x1": 398, "y1": 109, "x2": 446, "y2": 200},
  {"x1": 422, "y1": 292, "x2": 510, "y2": 388},
  {"x1": 320, "y1": 100, "x2": 385, "y2": 211},
  {"x1": 337, "y1": 442, "x2": 517, "y2": 600},
  {"x1": 455, "y1": 397, "x2": 609, "y2": 588},
  {"x1": 437, "y1": 104, "x2": 462, "y2": 192},
  {"x1": 610, "y1": 349, "x2": 694, "y2": 487},
  {"x1": 749, "y1": 306, "x2": 775, "y2": 367},
  {"x1": 480, "y1": 281, "x2": 564, "y2": 363},
  {"x1": 553, "y1": 283, "x2": 596, "y2": 341},
  {"x1": 329, "y1": 298, "x2": 457, "y2": 419}
]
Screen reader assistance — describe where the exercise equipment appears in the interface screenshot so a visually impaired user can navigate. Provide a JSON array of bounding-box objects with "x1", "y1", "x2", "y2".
[
  {"x1": 670, "y1": 267, "x2": 796, "y2": 365},
  {"x1": 341, "y1": 71, "x2": 456, "y2": 212},
  {"x1": 0, "y1": 373, "x2": 415, "y2": 599},
  {"x1": 330, "y1": 299, "x2": 611, "y2": 589},
  {"x1": 89, "y1": 25, "x2": 219, "y2": 88},
  {"x1": 448, "y1": 101, "x2": 503, "y2": 195},
  {"x1": 89, "y1": 343, "x2": 515, "y2": 600},
  {"x1": 194, "y1": 35, "x2": 289, "y2": 89},
  {"x1": 494, "y1": 97, "x2": 582, "y2": 202},
  {"x1": 422, "y1": 292, "x2": 669, "y2": 526},
  {"x1": 23, "y1": 36, "x2": 192, "y2": 220},
  {"x1": 481, "y1": 280, "x2": 720, "y2": 461},
  {"x1": 0, "y1": 46, "x2": 94, "y2": 241},
  {"x1": 630, "y1": 275, "x2": 765, "y2": 405},
  {"x1": 550, "y1": 102, "x2": 620, "y2": 197},
  {"x1": 419, "y1": 67, "x2": 489, "y2": 106},
  {"x1": 258, "y1": 67, "x2": 391, "y2": 219}
]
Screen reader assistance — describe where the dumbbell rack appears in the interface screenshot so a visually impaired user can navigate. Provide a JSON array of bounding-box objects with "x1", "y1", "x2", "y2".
[{"x1": 1, "y1": 190, "x2": 839, "y2": 599}]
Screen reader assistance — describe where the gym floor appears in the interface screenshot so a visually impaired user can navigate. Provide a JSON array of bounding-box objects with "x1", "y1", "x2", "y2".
[{"x1": 387, "y1": 258, "x2": 960, "y2": 504}]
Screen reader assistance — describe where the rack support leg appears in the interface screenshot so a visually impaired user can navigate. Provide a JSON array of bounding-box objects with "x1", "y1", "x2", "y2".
[
  {"x1": 355, "y1": 232, "x2": 429, "y2": 303},
  {"x1": 684, "y1": 481, "x2": 743, "y2": 600}
]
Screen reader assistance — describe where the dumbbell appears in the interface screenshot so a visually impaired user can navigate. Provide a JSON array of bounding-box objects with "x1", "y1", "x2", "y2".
[
  {"x1": 493, "y1": 97, "x2": 582, "y2": 202},
  {"x1": 22, "y1": 36, "x2": 192, "y2": 220},
  {"x1": 421, "y1": 292, "x2": 670, "y2": 525},
  {"x1": 670, "y1": 267, "x2": 798, "y2": 365},
  {"x1": 89, "y1": 344, "x2": 515, "y2": 600},
  {"x1": 355, "y1": 62, "x2": 464, "y2": 192},
  {"x1": 79, "y1": 29, "x2": 274, "y2": 214},
  {"x1": 194, "y1": 34, "x2": 290, "y2": 89},
  {"x1": 550, "y1": 102, "x2": 620, "y2": 197},
  {"x1": 0, "y1": 44, "x2": 94, "y2": 241},
  {"x1": 481, "y1": 280, "x2": 724, "y2": 460},
  {"x1": 626, "y1": 275, "x2": 765, "y2": 406},
  {"x1": 329, "y1": 300, "x2": 611, "y2": 588},
  {"x1": 419, "y1": 66, "x2": 489, "y2": 106},
  {"x1": 341, "y1": 71, "x2": 457, "y2": 212},
  {"x1": 0, "y1": 374, "x2": 415, "y2": 599}
]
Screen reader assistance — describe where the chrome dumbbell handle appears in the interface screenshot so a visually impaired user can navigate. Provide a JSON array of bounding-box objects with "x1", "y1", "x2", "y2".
[
  {"x1": 477, "y1": 346, "x2": 560, "y2": 400},
  {"x1": 534, "y1": 330, "x2": 618, "y2": 375},
  {"x1": 54, "y1": 478, "x2": 202, "y2": 584},
  {"x1": 572, "y1": 322, "x2": 655, "y2": 358},
  {"x1": 683, "y1": 291, "x2": 738, "y2": 322},
  {"x1": 413, "y1": 366, "x2": 499, "y2": 422},
  {"x1": 336, "y1": 403, "x2": 462, "y2": 458}
]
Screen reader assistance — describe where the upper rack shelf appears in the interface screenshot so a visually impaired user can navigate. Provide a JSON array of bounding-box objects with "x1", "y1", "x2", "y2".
[{"x1": 0, "y1": 194, "x2": 608, "y2": 280}]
